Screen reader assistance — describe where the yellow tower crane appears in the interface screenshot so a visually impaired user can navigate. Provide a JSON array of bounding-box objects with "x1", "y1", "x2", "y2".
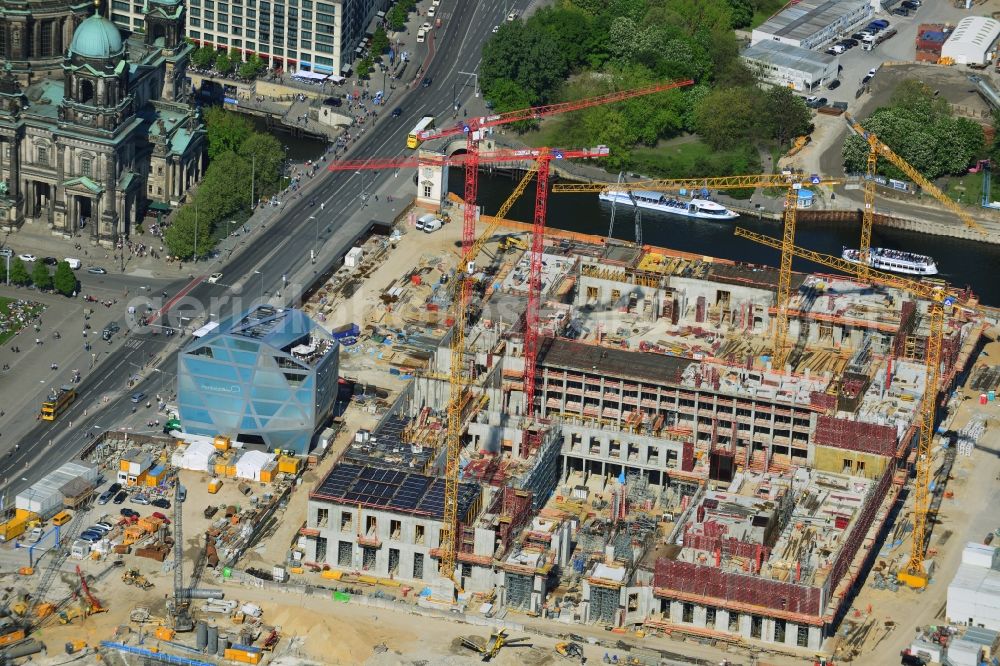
[
  {"x1": 552, "y1": 173, "x2": 843, "y2": 368},
  {"x1": 844, "y1": 111, "x2": 988, "y2": 280},
  {"x1": 440, "y1": 166, "x2": 539, "y2": 583},
  {"x1": 734, "y1": 226, "x2": 984, "y2": 588}
]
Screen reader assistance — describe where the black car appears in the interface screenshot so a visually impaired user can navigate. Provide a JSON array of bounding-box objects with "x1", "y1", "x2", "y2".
[
  {"x1": 892, "y1": 7, "x2": 908, "y2": 16},
  {"x1": 421, "y1": 76, "x2": 432, "y2": 88},
  {"x1": 151, "y1": 498, "x2": 171, "y2": 509},
  {"x1": 851, "y1": 32, "x2": 866, "y2": 40},
  {"x1": 119, "y1": 507, "x2": 139, "y2": 517},
  {"x1": 827, "y1": 79, "x2": 841, "y2": 90},
  {"x1": 112, "y1": 490, "x2": 128, "y2": 504},
  {"x1": 323, "y1": 96, "x2": 343, "y2": 107},
  {"x1": 391, "y1": 106, "x2": 403, "y2": 118},
  {"x1": 108, "y1": 482, "x2": 122, "y2": 494},
  {"x1": 901, "y1": 0, "x2": 918, "y2": 8},
  {"x1": 862, "y1": 74, "x2": 874, "y2": 85},
  {"x1": 843, "y1": 38, "x2": 858, "y2": 47},
  {"x1": 42, "y1": 257, "x2": 58, "y2": 266}
]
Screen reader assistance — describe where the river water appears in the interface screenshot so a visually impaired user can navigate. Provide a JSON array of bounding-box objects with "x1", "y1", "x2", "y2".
[{"x1": 452, "y1": 168, "x2": 1000, "y2": 306}]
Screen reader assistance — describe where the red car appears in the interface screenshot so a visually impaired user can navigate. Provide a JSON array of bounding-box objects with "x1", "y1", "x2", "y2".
[{"x1": 152, "y1": 511, "x2": 171, "y2": 524}]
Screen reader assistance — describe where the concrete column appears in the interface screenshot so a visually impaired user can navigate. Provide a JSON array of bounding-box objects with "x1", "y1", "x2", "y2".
[
  {"x1": 692, "y1": 605, "x2": 707, "y2": 628},
  {"x1": 716, "y1": 609, "x2": 729, "y2": 633},
  {"x1": 32, "y1": 21, "x2": 40, "y2": 58}
]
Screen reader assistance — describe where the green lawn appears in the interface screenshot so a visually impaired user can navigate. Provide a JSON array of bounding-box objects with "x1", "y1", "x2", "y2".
[
  {"x1": 0, "y1": 296, "x2": 45, "y2": 346},
  {"x1": 942, "y1": 172, "x2": 986, "y2": 207}
]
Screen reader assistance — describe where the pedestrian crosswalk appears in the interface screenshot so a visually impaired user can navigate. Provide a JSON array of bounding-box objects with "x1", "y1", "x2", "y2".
[{"x1": 124, "y1": 339, "x2": 142, "y2": 350}]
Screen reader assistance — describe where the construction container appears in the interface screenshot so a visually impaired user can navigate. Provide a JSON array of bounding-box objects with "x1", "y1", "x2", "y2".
[
  {"x1": 155, "y1": 626, "x2": 175, "y2": 641},
  {"x1": 138, "y1": 516, "x2": 163, "y2": 532},
  {"x1": 321, "y1": 570, "x2": 343, "y2": 580},
  {"x1": 16, "y1": 483, "x2": 62, "y2": 518},
  {"x1": 277, "y1": 456, "x2": 301, "y2": 475},
  {"x1": 213, "y1": 435, "x2": 231, "y2": 451},
  {"x1": 208, "y1": 479, "x2": 223, "y2": 494},
  {"x1": 145, "y1": 465, "x2": 165, "y2": 487},
  {"x1": 259, "y1": 464, "x2": 275, "y2": 484},
  {"x1": 0, "y1": 517, "x2": 29, "y2": 542},
  {"x1": 224, "y1": 648, "x2": 262, "y2": 664}
]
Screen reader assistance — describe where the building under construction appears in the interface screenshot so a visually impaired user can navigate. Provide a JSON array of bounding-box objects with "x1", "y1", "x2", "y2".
[{"x1": 308, "y1": 230, "x2": 986, "y2": 648}]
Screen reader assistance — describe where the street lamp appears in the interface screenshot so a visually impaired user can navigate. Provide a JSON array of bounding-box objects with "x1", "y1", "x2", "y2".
[{"x1": 254, "y1": 269, "x2": 264, "y2": 303}]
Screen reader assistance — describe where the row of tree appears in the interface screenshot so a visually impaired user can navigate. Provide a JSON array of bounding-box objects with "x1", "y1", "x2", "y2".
[
  {"x1": 842, "y1": 80, "x2": 985, "y2": 180},
  {"x1": 479, "y1": 0, "x2": 811, "y2": 173},
  {"x1": 191, "y1": 43, "x2": 267, "y2": 80},
  {"x1": 7, "y1": 259, "x2": 77, "y2": 296},
  {"x1": 164, "y1": 108, "x2": 286, "y2": 260}
]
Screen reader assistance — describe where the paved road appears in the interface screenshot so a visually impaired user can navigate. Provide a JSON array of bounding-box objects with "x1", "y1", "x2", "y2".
[{"x1": 1, "y1": 0, "x2": 519, "y2": 497}]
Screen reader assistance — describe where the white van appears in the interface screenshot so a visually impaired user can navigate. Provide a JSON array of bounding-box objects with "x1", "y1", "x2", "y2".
[
  {"x1": 416, "y1": 28, "x2": 426, "y2": 43},
  {"x1": 64, "y1": 258, "x2": 81, "y2": 269},
  {"x1": 423, "y1": 218, "x2": 443, "y2": 233},
  {"x1": 415, "y1": 213, "x2": 437, "y2": 231}
]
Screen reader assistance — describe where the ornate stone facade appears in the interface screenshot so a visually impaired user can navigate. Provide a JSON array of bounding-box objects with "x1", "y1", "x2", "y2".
[{"x1": 0, "y1": 0, "x2": 204, "y2": 246}]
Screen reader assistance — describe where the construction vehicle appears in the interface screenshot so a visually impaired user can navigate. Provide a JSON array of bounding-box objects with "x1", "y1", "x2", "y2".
[
  {"x1": 556, "y1": 641, "x2": 584, "y2": 659},
  {"x1": 65, "y1": 640, "x2": 87, "y2": 654},
  {"x1": 735, "y1": 227, "x2": 988, "y2": 589},
  {"x1": 76, "y1": 565, "x2": 107, "y2": 615},
  {"x1": 58, "y1": 607, "x2": 82, "y2": 624},
  {"x1": 460, "y1": 627, "x2": 531, "y2": 661},
  {"x1": 0, "y1": 618, "x2": 26, "y2": 647},
  {"x1": 39, "y1": 385, "x2": 76, "y2": 421},
  {"x1": 122, "y1": 568, "x2": 153, "y2": 590},
  {"x1": 497, "y1": 234, "x2": 528, "y2": 252}
]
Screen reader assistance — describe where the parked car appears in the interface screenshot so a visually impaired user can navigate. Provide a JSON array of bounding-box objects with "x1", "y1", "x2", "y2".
[
  {"x1": 827, "y1": 79, "x2": 841, "y2": 90},
  {"x1": 79, "y1": 531, "x2": 102, "y2": 543},
  {"x1": 843, "y1": 38, "x2": 859, "y2": 47},
  {"x1": 98, "y1": 489, "x2": 115, "y2": 505},
  {"x1": 112, "y1": 490, "x2": 128, "y2": 504},
  {"x1": 151, "y1": 498, "x2": 171, "y2": 509},
  {"x1": 152, "y1": 511, "x2": 171, "y2": 524},
  {"x1": 108, "y1": 482, "x2": 122, "y2": 494},
  {"x1": 208, "y1": 273, "x2": 223, "y2": 284},
  {"x1": 851, "y1": 32, "x2": 866, "y2": 40},
  {"x1": 86, "y1": 266, "x2": 107, "y2": 274},
  {"x1": 119, "y1": 507, "x2": 139, "y2": 518},
  {"x1": 868, "y1": 67, "x2": 878, "y2": 77},
  {"x1": 17, "y1": 254, "x2": 36, "y2": 262},
  {"x1": 901, "y1": 0, "x2": 919, "y2": 9},
  {"x1": 322, "y1": 96, "x2": 342, "y2": 107},
  {"x1": 89, "y1": 524, "x2": 111, "y2": 535},
  {"x1": 95, "y1": 521, "x2": 114, "y2": 532},
  {"x1": 41, "y1": 257, "x2": 58, "y2": 266},
  {"x1": 130, "y1": 494, "x2": 151, "y2": 506}
]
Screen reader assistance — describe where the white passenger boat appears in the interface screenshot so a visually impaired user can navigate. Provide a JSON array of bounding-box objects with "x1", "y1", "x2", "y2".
[
  {"x1": 598, "y1": 190, "x2": 739, "y2": 220},
  {"x1": 841, "y1": 247, "x2": 939, "y2": 276}
]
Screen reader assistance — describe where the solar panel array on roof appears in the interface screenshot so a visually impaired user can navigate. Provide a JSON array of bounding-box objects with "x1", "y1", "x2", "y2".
[{"x1": 312, "y1": 463, "x2": 479, "y2": 520}]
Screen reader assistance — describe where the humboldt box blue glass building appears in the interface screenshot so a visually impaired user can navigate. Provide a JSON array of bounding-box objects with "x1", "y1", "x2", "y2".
[{"x1": 177, "y1": 306, "x2": 339, "y2": 454}]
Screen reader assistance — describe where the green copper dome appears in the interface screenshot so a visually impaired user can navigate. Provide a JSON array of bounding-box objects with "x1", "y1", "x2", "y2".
[{"x1": 69, "y1": 14, "x2": 124, "y2": 60}]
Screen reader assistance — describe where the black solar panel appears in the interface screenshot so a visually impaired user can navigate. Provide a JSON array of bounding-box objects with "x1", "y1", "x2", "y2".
[{"x1": 313, "y1": 463, "x2": 479, "y2": 518}]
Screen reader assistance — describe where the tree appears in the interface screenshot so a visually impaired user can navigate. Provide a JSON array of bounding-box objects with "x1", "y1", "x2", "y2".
[
  {"x1": 204, "y1": 107, "x2": 253, "y2": 159},
  {"x1": 53, "y1": 261, "x2": 77, "y2": 296},
  {"x1": 31, "y1": 261, "x2": 52, "y2": 291},
  {"x1": 215, "y1": 52, "x2": 233, "y2": 74},
  {"x1": 891, "y1": 79, "x2": 949, "y2": 119},
  {"x1": 387, "y1": 4, "x2": 407, "y2": 31},
  {"x1": 762, "y1": 86, "x2": 812, "y2": 146},
  {"x1": 693, "y1": 86, "x2": 766, "y2": 149},
  {"x1": 372, "y1": 27, "x2": 389, "y2": 55},
  {"x1": 484, "y1": 78, "x2": 535, "y2": 116},
  {"x1": 239, "y1": 132, "x2": 285, "y2": 199},
  {"x1": 164, "y1": 203, "x2": 214, "y2": 260},
  {"x1": 192, "y1": 45, "x2": 216, "y2": 69},
  {"x1": 726, "y1": 0, "x2": 754, "y2": 29},
  {"x1": 356, "y1": 57, "x2": 373, "y2": 79},
  {"x1": 8, "y1": 258, "x2": 29, "y2": 286}
]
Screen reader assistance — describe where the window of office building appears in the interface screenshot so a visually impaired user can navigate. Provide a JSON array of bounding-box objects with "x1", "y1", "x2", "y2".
[
  {"x1": 191, "y1": 7, "x2": 201, "y2": 16},
  {"x1": 317, "y1": 21, "x2": 334, "y2": 33},
  {"x1": 190, "y1": 29, "x2": 201, "y2": 38},
  {"x1": 302, "y1": 21, "x2": 311, "y2": 30},
  {"x1": 218, "y1": 2, "x2": 228, "y2": 11},
  {"x1": 300, "y1": 40, "x2": 311, "y2": 48},
  {"x1": 233, "y1": 16, "x2": 242, "y2": 25},
  {"x1": 246, "y1": 30, "x2": 255, "y2": 38},
  {"x1": 316, "y1": 55, "x2": 331, "y2": 66},
  {"x1": 217, "y1": 35, "x2": 228, "y2": 44},
  {"x1": 191, "y1": 17, "x2": 201, "y2": 26},
  {"x1": 204, "y1": 9, "x2": 213, "y2": 18},
  {"x1": 302, "y1": 9, "x2": 311, "y2": 18},
  {"x1": 302, "y1": 0, "x2": 312, "y2": 7},
  {"x1": 204, "y1": 19, "x2": 213, "y2": 29},
  {"x1": 232, "y1": 27, "x2": 242, "y2": 35},
  {"x1": 317, "y1": 12, "x2": 333, "y2": 24},
  {"x1": 245, "y1": 40, "x2": 255, "y2": 49},
  {"x1": 261, "y1": 1, "x2": 270, "y2": 10},
  {"x1": 218, "y1": 22, "x2": 228, "y2": 31},
  {"x1": 111, "y1": 11, "x2": 128, "y2": 22},
  {"x1": 316, "y1": 43, "x2": 332, "y2": 53},
  {"x1": 272, "y1": 46, "x2": 283, "y2": 55},
  {"x1": 317, "y1": 2, "x2": 335, "y2": 10},
  {"x1": 316, "y1": 32, "x2": 333, "y2": 44},
  {"x1": 112, "y1": 1, "x2": 128, "y2": 10},
  {"x1": 232, "y1": 38, "x2": 242, "y2": 47},
  {"x1": 205, "y1": 0, "x2": 214, "y2": 7},
  {"x1": 247, "y1": 8, "x2": 256, "y2": 17}
]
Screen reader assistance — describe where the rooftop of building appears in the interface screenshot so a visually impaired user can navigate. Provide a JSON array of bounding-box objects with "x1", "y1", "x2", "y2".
[
  {"x1": 946, "y1": 15, "x2": 1000, "y2": 48},
  {"x1": 310, "y1": 462, "x2": 481, "y2": 522},
  {"x1": 191, "y1": 305, "x2": 336, "y2": 367},
  {"x1": 753, "y1": 0, "x2": 867, "y2": 42},
  {"x1": 742, "y1": 40, "x2": 838, "y2": 77},
  {"x1": 344, "y1": 414, "x2": 435, "y2": 473}
]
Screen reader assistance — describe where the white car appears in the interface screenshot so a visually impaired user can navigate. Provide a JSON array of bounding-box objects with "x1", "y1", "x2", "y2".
[
  {"x1": 428, "y1": 5, "x2": 435, "y2": 16},
  {"x1": 208, "y1": 272, "x2": 223, "y2": 284},
  {"x1": 421, "y1": 22, "x2": 432, "y2": 31},
  {"x1": 492, "y1": 25, "x2": 499, "y2": 33},
  {"x1": 506, "y1": 10, "x2": 518, "y2": 21},
  {"x1": 18, "y1": 254, "x2": 36, "y2": 262},
  {"x1": 868, "y1": 67, "x2": 878, "y2": 77}
]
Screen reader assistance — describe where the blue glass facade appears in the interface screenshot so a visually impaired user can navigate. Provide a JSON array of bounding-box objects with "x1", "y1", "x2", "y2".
[{"x1": 177, "y1": 306, "x2": 339, "y2": 454}]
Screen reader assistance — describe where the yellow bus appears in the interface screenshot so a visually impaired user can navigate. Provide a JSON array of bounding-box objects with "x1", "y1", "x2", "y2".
[
  {"x1": 407, "y1": 116, "x2": 435, "y2": 149},
  {"x1": 40, "y1": 385, "x2": 76, "y2": 421}
]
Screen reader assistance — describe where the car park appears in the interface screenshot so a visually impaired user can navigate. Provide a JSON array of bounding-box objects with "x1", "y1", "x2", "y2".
[
  {"x1": 113, "y1": 490, "x2": 128, "y2": 504},
  {"x1": 151, "y1": 498, "x2": 171, "y2": 509},
  {"x1": 17, "y1": 254, "x2": 36, "y2": 262},
  {"x1": 86, "y1": 266, "x2": 107, "y2": 274}
]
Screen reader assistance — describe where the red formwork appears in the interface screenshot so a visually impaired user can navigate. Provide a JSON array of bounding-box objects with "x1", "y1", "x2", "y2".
[
  {"x1": 809, "y1": 391, "x2": 837, "y2": 412},
  {"x1": 893, "y1": 301, "x2": 917, "y2": 358},
  {"x1": 653, "y1": 559, "x2": 822, "y2": 617},
  {"x1": 814, "y1": 415, "x2": 896, "y2": 456},
  {"x1": 681, "y1": 441, "x2": 694, "y2": 472},
  {"x1": 826, "y1": 459, "x2": 895, "y2": 593}
]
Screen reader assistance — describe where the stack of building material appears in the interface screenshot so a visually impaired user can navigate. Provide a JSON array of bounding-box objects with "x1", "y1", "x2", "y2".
[
  {"x1": 234, "y1": 451, "x2": 276, "y2": 482},
  {"x1": 915, "y1": 23, "x2": 951, "y2": 62}
]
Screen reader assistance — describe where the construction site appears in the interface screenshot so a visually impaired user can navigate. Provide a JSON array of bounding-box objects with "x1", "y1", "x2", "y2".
[{"x1": 0, "y1": 79, "x2": 999, "y2": 666}]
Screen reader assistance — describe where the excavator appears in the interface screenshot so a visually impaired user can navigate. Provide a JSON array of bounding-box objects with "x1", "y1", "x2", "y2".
[{"x1": 460, "y1": 627, "x2": 531, "y2": 662}]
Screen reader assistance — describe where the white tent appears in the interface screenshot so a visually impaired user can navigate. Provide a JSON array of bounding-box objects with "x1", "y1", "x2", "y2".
[
  {"x1": 180, "y1": 441, "x2": 216, "y2": 472},
  {"x1": 292, "y1": 70, "x2": 327, "y2": 81},
  {"x1": 234, "y1": 450, "x2": 276, "y2": 481}
]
